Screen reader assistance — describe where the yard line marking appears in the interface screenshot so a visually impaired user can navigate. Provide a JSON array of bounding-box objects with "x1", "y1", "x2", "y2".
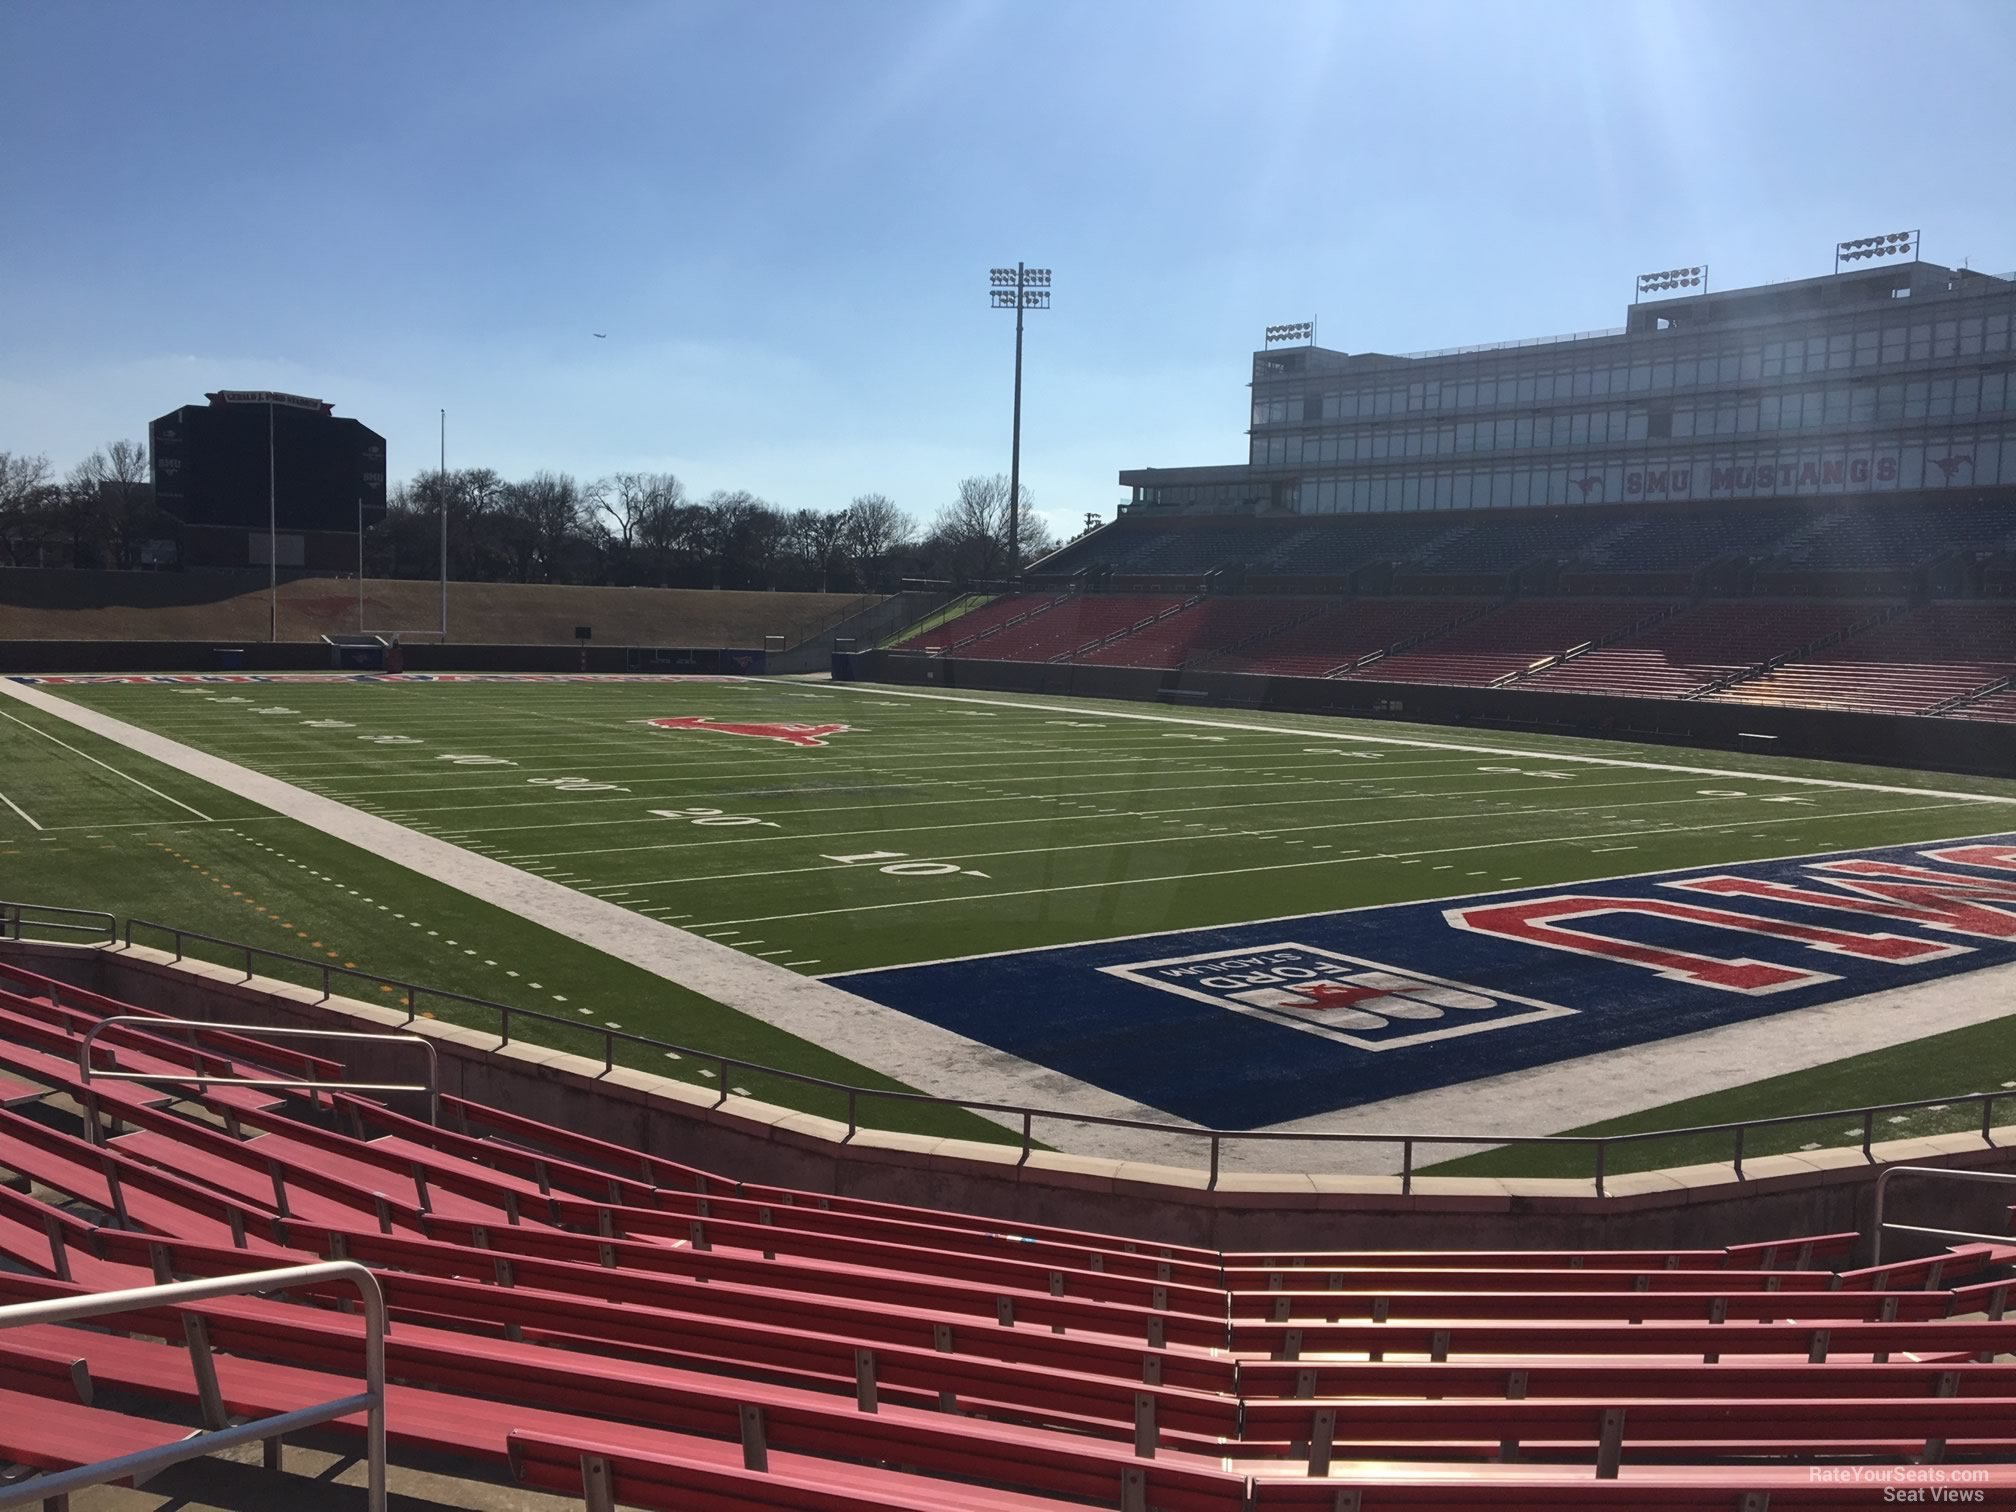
[
  {"x1": 824, "y1": 685, "x2": 2016, "y2": 806},
  {"x1": 0, "y1": 792, "x2": 42, "y2": 830},
  {"x1": 507, "y1": 763, "x2": 1620, "y2": 861},
  {"x1": 541, "y1": 780, "x2": 1817, "y2": 893},
  {"x1": 0, "y1": 711, "x2": 212, "y2": 819},
  {"x1": 708, "y1": 799, "x2": 1983, "y2": 934}
]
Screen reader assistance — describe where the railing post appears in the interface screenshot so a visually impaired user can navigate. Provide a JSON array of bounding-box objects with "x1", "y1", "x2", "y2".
[
  {"x1": 603, "y1": 1032, "x2": 614, "y2": 1076},
  {"x1": 1983, "y1": 1095, "x2": 1998, "y2": 1148},
  {"x1": 243, "y1": 945, "x2": 254, "y2": 981},
  {"x1": 1018, "y1": 1110, "x2": 1033, "y2": 1166},
  {"x1": 845, "y1": 1088, "x2": 858, "y2": 1142},
  {"x1": 1862, "y1": 1108, "x2": 1876, "y2": 1162},
  {"x1": 1207, "y1": 1134, "x2": 1220, "y2": 1192},
  {"x1": 1593, "y1": 1140, "x2": 1607, "y2": 1199},
  {"x1": 1401, "y1": 1139, "x2": 1414, "y2": 1196},
  {"x1": 1732, "y1": 1124, "x2": 1745, "y2": 1180}
]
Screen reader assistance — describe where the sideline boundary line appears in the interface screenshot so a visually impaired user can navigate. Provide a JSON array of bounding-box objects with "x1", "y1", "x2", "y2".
[
  {"x1": 0, "y1": 678, "x2": 1177, "y2": 1143},
  {"x1": 0, "y1": 710, "x2": 212, "y2": 820},
  {"x1": 825, "y1": 684, "x2": 2016, "y2": 805}
]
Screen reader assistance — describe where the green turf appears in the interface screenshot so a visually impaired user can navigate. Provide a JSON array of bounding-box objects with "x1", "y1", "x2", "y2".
[
  {"x1": 0, "y1": 694, "x2": 1009, "y2": 1143},
  {"x1": 12, "y1": 673, "x2": 2016, "y2": 1168},
  {"x1": 1430, "y1": 1011, "x2": 2016, "y2": 1180},
  {"x1": 880, "y1": 593, "x2": 994, "y2": 647}
]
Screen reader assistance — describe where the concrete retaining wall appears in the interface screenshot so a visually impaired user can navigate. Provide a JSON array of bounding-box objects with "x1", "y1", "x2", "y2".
[{"x1": 15, "y1": 940, "x2": 2015, "y2": 1261}]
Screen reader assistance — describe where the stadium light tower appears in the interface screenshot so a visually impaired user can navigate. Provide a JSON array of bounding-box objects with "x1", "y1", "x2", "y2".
[
  {"x1": 1634, "y1": 265, "x2": 1707, "y2": 303},
  {"x1": 988, "y1": 264, "x2": 1050, "y2": 579},
  {"x1": 1835, "y1": 230, "x2": 1918, "y2": 274},
  {"x1": 267, "y1": 398, "x2": 278, "y2": 641},
  {"x1": 438, "y1": 409, "x2": 448, "y2": 638}
]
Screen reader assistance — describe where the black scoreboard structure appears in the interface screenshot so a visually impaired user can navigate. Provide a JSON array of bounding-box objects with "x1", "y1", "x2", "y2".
[{"x1": 150, "y1": 391, "x2": 387, "y2": 570}]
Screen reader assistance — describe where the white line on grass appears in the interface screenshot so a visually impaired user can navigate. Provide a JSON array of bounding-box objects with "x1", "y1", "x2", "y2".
[
  {"x1": 706, "y1": 799, "x2": 1981, "y2": 933},
  {"x1": 0, "y1": 792, "x2": 42, "y2": 830},
  {"x1": 578, "y1": 776, "x2": 1713, "y2": 893},
  {"x1": 1, "y1": 679, "x2": 1172, "y2": 1136},
  {"x1": 823, "y1": 685, "x2": 2016, "y2": 806},
  {"x1": 0, "y1": 711, "x2": 212, "y2": 819}
]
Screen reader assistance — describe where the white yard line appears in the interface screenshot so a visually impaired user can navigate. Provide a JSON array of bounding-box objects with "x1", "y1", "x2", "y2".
[
  {"x1": 0, "y1": 678, "x2": 1174, "y2": 1143},
  {"x1": 0, "y1": 710, "x2": 212, "y2": 820},
  {"x1": 704, "y1": 799, "x2": 1979, "y2": 930},
  {"x1": 825, "y1": 685, "x2": 2016, "y2": 806},
  {"x1": 0, "y1": 792, "x2": 43, "y2": 831},
  {"x1": 595, "y1": 779, "x2": 1730, "y2": 894}
]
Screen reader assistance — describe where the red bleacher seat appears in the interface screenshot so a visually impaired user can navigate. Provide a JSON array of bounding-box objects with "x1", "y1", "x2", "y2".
[
  {"x1": 0, "y1": 967, "x2": 2009, "y2": 1510},
  {"x1": 1346, "y1": 599, "x2": 1673, "y2": 688},
  {"x1": 1524, "y1": 599, "x2": 1887, "y2": 700},
  {"x1": 1711, "y1": 600, "x2": 2016, "y2": 715}
]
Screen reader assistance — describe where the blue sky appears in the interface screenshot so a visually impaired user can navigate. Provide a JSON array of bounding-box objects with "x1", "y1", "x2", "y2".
[{"x1": 4, "y1": 0, "x2": 2013, "y2": 540}]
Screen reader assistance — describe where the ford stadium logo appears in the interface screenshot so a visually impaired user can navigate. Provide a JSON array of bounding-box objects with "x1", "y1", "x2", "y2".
[{"x1": 1098, "y1": 944, "x2": 1572, "y2": 1051}]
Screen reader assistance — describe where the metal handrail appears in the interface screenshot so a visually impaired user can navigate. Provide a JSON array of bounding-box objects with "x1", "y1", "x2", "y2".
[
  {"x1": 0, "y1": 1261, "x2": 386, "y2": 1512},
  {"x1": 78, "y1": 1016, "x2": 439, "y2": 1126},
  {"x1": 0, "y1": 899, "x2": 116, "y2": 945},
  {"x1": 109, "y1": 917, "x2": 2013, "y2": 1195},
  {"x1": 1870, "y1": 1165, "x2": 2016, "y2": 1266}
]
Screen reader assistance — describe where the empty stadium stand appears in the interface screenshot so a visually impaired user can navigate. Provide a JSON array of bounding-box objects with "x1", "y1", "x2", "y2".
[
  {"x1": 1346, "y1": 598, "x2": 1676, "y2": 688},
  {"x1": 1040, "y1": 496, "x2": 2016, "y2": 590},
  {"x1": 1522, "y1": 599, "x2": 1892, "y2": 701},
  {"x1": 2, "y1": 950, "x2": 2014, "y2": 1511},
  {"x1": 1076, "y1": 596, "x2": 1313, "y2": 668},
  {"x1": 956, "y1": 594, "x2": 1190, "y2": 663},
  {"x1": 1707, "y1": 600, "x2": 2016, "y2": 715}
]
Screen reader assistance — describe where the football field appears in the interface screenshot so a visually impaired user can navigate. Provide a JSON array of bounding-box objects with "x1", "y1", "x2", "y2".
[{"x1": 8, "y1": 672, "x2": 2016, "y2": 1171}]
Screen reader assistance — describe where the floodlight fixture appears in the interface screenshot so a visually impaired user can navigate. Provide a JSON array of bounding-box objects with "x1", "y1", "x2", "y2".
[
  {"x1": 1836, "y1": 230, "x2": 1918, "y2": 271},
  {"x1": 984, "y1": 262, "x2": 1054, "y2": 577},
  {"x1": 1635, "y1": 265, "x2": 1707, "y2": 301}
]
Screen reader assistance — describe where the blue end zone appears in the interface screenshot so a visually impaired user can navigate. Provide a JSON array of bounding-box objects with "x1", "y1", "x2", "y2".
[{"x1": 827, "y1": 834, "x2": 2016, "y2": 1128}]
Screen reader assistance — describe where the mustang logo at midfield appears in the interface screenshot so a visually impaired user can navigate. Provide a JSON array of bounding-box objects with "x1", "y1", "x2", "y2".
[{"x1": 647, "y1": 716, "x2": 850, "y2": 748}]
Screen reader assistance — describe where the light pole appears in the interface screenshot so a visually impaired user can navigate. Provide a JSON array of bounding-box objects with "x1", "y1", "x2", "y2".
[
  {"x1": 438, "y1": 408, "x2": 448, "y2": 638},
  {"x1": 267, "y1": 399, "x2": 278, "y2": 641},
  {"x1": 988, "y1": 264, "x2": 1050, "y2": 580}
]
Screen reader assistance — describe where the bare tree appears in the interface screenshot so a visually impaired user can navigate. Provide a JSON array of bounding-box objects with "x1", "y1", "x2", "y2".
[
  {"x1": 68, "y1": 439, "x2": 156, "y2": 568},
  {"x1": 586, "y1": 471, "x2": 683, "y2": 580},
  {"x1": 0, "y1": 451, "x2": 58, "y2": 567},
  {"x1": 790, "y1": 507, "x2": 851, "y2": 591},
  {"x1": 633, "y1": 474, "x2": 692, "y2": 585},
  {"x1": 924, "y1": 474, "x2": 1034, "y2": 582},
  {"x1": 694, "y1": 489, "x2": 765, "y2": 587},
  {"x1": 839, "y1": 493, "x2": 913, "y2": 591},
  {"x1": 499, "y1": 472, "x2": 582, "y2": 582}
]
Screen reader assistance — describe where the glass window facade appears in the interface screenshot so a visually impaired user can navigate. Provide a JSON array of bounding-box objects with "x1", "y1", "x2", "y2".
[{"x1": 1242, "y1": 282, "x2": 2016, "y2": 514}]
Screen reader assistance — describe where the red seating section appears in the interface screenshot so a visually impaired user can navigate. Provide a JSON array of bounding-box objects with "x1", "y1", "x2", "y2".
[
  {"x1": 956, "y1": 595, "x2": 1188, "y2": 663},
  {"x1": 1951, "y1": 686, "x2": 2016, "y2": 724},
  {"x1": 1708, "y1": 601, "x2": 2016, "y2": 715},
  {"x1": 1077, "y1": 597, "x2": 1318, "y2": 669},
  {"x1": 1, "y1": 956, "x2": 2012, "y2": 1509},
  {"x1": 890, "y1": 594, "x2": 1066, "y2": 653},
  {"x1": 1345, "y1": 599, "x2": 1669, "y2": 687},
  {"x1": 1522, "y1": 600, "x2": 1884, "y2": 700},
  {"x1": 904, "y1": 592, "x2": 2016, "y2": 717},
  {"x1": 1211, "y1": 598, "x2": 1481, "y2": 678}
]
